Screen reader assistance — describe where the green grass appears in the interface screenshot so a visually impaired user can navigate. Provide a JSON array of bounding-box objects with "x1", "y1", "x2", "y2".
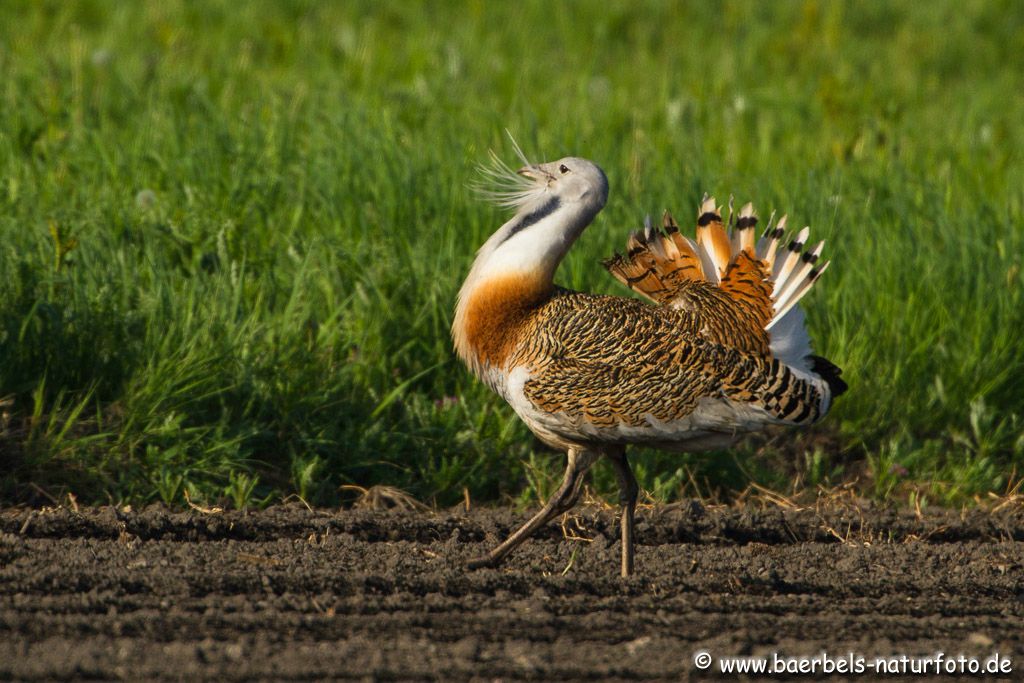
[{"x1": 0, "y1": 0, "x2": 1022, "y2": 509}]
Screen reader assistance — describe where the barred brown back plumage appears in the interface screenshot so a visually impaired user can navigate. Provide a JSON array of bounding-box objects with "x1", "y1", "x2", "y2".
[{"x1": 509, "y1": 290, "x2": 827, "y2": 432}]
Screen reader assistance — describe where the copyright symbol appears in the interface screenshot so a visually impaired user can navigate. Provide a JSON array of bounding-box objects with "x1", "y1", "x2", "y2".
[{"x1": 693, "y1": 650, "x2": 712, "y2": 670}]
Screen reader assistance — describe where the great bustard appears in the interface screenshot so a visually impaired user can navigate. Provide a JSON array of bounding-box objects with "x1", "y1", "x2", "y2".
[{"x1": 453, "y1": 148, "x2": 846, "y2": 577}]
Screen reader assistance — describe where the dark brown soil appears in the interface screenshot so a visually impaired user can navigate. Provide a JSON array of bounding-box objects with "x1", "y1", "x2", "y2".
[{"x1": 1, "y1": 502, "x2": 1022, "y2": 681}]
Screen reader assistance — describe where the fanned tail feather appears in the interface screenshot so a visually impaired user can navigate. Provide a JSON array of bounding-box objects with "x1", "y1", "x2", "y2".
[
  {"x1": 758, "y1": 214, "x2": 787, "y2": 270},
  {"x1": 809, "y1": 354, "x2": 848, "y2": 397},
  {"x1": 733, "y1": 202, "x2": 758, "y2": 256},
  {"x1": 695, "y1": 195, "x2": 731, "y2": 283},
  {"x1": 604, "y1": 197, "x2": 830, "y2": 328},
  {"x1": 602, "y1": 194, "x2": 837, "y2": 371},
  {"x1": 772, "y1": 227, "x2": 809, "y2": 288},
  {"x1": 603, "y1": 211, "x2": 707, "y2": 306}
]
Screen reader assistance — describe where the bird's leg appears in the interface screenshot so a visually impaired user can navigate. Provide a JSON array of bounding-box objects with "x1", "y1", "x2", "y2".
[
  {"x1": 607, "y1": 448, "x2": 639, "y2": 578},
  {"x1": 467, "y1": 447, "x2": 597, "y2": 570}
]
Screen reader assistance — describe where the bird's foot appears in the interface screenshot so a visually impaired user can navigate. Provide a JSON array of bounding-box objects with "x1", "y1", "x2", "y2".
[{"x1": 466, "y1": 554, "x2": 499, "y2": 571}]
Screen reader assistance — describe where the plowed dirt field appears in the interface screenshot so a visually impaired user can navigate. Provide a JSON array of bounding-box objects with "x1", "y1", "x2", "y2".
[{"x1": 1, "y1": 503, "x2": 1021, "y2": 680}]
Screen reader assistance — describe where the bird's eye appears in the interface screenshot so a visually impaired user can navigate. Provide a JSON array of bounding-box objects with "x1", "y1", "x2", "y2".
[{"x1": 559, "y1": 164, "x2": 570, "y2": 174}]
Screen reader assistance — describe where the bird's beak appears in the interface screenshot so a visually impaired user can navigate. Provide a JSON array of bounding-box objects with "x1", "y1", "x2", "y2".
[
  {"x1": 518, "y1": 166, "x2": 553, "y2": 182},
  {"x1": 516, "y1": 166, "x2": 538, "y2": 179}
]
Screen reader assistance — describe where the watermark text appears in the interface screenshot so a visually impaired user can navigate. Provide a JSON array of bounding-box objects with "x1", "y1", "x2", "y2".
[{"x1": 692, "y1": 650, "x2": 1013, "y2": 676}]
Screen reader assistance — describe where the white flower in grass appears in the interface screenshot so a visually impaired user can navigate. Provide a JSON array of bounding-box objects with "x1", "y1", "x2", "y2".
[
  {"x1": 91, "y1": 49, "x2": 112, "y2": 67},
  {"x1": 135, "y1": 189, "x2": 157, "y2": 209}
]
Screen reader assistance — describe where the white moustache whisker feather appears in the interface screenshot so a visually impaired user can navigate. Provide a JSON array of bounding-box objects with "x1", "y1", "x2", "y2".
[
  {"x1": 470, "y1": 131, "x2": 551, "y2": 210},
  {"x1": 472, "y1": 149, "x2": 546, "y2": 210}
]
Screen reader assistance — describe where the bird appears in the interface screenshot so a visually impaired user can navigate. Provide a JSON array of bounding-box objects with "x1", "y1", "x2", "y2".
[{"x1": 452, "y1": 143, "x2": 847, "y2": 577}]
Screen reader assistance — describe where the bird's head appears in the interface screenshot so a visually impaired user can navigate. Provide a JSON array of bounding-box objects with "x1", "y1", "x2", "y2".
[
  {"x1": 464, "y1": 141, "x2": 610, "y2": 289},
  {"x1": 514, "y1": 157, "x2": 609, "y2": 210},
  {"x1": 476, "y1": 137, "x2": 608, "y2": 218}
]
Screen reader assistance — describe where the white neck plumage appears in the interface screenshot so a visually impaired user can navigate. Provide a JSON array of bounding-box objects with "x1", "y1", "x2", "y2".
[
  {"x1": 460, "y1": 194, "x2": 599, "y2": 297},
  {"x1": 452, "y1": 153, "x2": 609, "y2": 378}
]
